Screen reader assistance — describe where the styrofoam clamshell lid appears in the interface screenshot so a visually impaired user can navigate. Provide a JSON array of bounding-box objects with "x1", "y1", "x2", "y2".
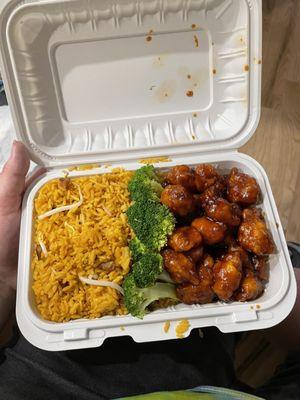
[{"x1": 0, "y1": 0, "x2": 262, "y2": 167}]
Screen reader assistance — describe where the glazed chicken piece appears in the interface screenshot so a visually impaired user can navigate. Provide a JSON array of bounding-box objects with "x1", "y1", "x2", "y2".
[
  {"x1": 225, "y1": 234, "x2": 263, "y2": 278},
  {"x1": 198, "y1": 174, "x2": 241, "y2": 228},
  {"x1": 165, "y1": 165, "x2": 196, "y2": 192},
  {"x1": 185, "y1": 246, "x2": 204, "y2": 264},
  {"x1": 176, "y1": 254, "x2": 215, "y2": 304},
  {"x1": 168, "y1": 226, "x2": 202, "y2": 252},
  {"x1": 201, "y1": 253, "x2": 214, "y2": 270},
  {"x1": 162, "y1": 249, "x2": 199, "y2": 285},
  {"x1": 194, "y1": 164, "x2": 220, "y2": 193},
  {"x1": 161, "y1": 185, "x2": 195, "y2": 217},
  {"x1": 203, "y1": 198, "x2": 242, "y2": 227},
  {"x1": 252, "y1": 255, "x2": 270, "y2": 281},
  {"x1": 176, "y1": 281, "x2": 215, "y2": 304},
  {"x1": 229, "y1": 239, "x2": 270, "y2": 282},
  {"x1": 238, "y1": 208, "x2": 275, "y2": 255},
  {"x1": 227, "y1": 168, "x2": 260, "y2": 206},
  {"x1": 198, "y1": 177, "x2": 227, "y2": 207},
  {"x1": 199, "y1": 254, "x2": 214, "y2": 288},
  {"x1": 213, "y1": 252, "x2": 242, "y2": 301},
  {"x1": 235, "y1": 276, "x2": 264, "y2": 302},
  {"x1": 192, "y1": 217, "x2": 227, "y2": 245},
  {"x1": 226, "y1": 238, "x2": 253, "y2": 272}
]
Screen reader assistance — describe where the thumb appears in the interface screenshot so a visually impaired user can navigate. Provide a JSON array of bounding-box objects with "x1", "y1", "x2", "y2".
[{"x1": 0, "y1": 141, "x2": 30, "y2": 214}]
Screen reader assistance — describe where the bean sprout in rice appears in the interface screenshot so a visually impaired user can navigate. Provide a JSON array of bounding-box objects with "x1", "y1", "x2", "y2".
[{"x1": 32, "y1": 169, "x2": 133, "y2": 322}]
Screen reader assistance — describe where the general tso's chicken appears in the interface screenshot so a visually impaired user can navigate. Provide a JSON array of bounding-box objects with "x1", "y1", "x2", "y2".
[
  {"x1": 199, "y1": 253, "x2": 214, "y2": 284},
  {"x1": 213, "y1": 252, "x2": 242, "y2": 301},
  {"x1": 176, "y1": 281, "x2": 215, "y2": 304},
  {"x1": 162, "y1": 249, "x2": 199, "y2": 285},
  {"x1": 226, "y1": 238, "x2": 253, "y2": 272},
  {"x1": 201, "y1": 253, "x2": 214, "y2": 270},
  {"x1": 168, "y1": 226, "x2": 202, "y2": 252},
  {"x1": 252, "y1": 255, "x2": 270, "y2": 281},
  {"x1": 161, "y1": 185, "x2": 195, "y2": 217},
  {"x1": 198, "y1": 177, "x2": 227, "y2": 207},
  {"x1": 222, "y1": 230, "x2": 270, "y2": 282},
  {"x1": 165, "y1": 165, "x2": 196, "y2": 192},
  {"x1": 194, "y1": 164, "x2": 220, "y2": 193},
  {"x1": 238, "y1": 208, "x2": 275, "y2": 255},
  {"x1": 185, "y1": 246, "x2": 204, "y2": 264},
  {"x1": 203, "y1": 198, "x2": 242, "y2": 227},
  {"x1": 227, "y1": 168, "x2": 260, "y2": 206},
  {"x1": 235, "y1": 276, "x2": 264, "y2": 302},
  {"x1": 176, "y1": 254, "x2": 215, "y2": 304},
  {"x1": 192, "y1": 217, "x2": 227, "y2": 245}
]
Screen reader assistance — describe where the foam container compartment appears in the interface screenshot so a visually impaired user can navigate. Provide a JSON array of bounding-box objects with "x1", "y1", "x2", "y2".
[{"x1": 0, "y1": 0, "x2": 296, "y2": 351}]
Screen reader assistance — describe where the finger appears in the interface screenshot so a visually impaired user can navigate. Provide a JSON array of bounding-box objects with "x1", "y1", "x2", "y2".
[
  {"x1": 26, "y1": 166, "x2": 47, "y2": 190},
  {"x1": 0, "y1": 141, "x2": 30, "y2": 213}
]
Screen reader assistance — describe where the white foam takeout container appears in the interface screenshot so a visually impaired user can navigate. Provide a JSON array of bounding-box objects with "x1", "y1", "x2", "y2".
[{"x1": 0, "y1": 0, "x2": 296, "y2": 351}]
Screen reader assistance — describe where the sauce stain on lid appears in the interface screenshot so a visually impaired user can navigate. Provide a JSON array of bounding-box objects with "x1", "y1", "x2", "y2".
[
  {"x1": 153, "y1": 54, "x2": 167, "y2": 68},
  {"x1": 154, "y1": 80, "x2": 177, "y2": 103},
  {"x1": 146, "y1": 29, "x2": 154, "y2": 43}
]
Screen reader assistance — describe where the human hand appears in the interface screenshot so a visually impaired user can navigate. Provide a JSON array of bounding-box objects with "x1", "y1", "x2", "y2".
[{"x1": 0, "y1": 141, "x2": 44, "y2": 289}]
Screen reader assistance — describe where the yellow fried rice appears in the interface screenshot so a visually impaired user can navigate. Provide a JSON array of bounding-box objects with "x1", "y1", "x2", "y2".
[{"x1": 32, "y1": 169, "x2": 133, "y2": 323}]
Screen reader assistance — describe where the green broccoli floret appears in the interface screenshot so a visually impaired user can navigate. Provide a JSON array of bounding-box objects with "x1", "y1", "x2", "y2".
[
  {"x1": 134, "y1": 165, "x2": 160, "y2": 181},
  {"x1": 126, "y1": 200, "x2": 175, "y2": 251},
  {"x1": 129, "y1": 238, "x2": 148, "y2": 263},
  {"x1": 133, "y1": 253, "x2": 163, "y2": 288},
  {"x1": 123, "y1": 274, "x2": 178, "y2": 319},
  {"x1": 128, "y1": 165, "x2": 163, "y2": 202}
]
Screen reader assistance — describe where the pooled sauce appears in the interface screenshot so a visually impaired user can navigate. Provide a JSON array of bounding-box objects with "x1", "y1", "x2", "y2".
[
  {"x1": 164, "y1": 321, "x2": 171, "y2": 333},
  {"x1": 176, "y1": 319, "x2": 190, "y2": 338},
  {"x1": 139, "y1": 157, "x2": 171, "y2": 165},
  {"x1": 68, "y1": 164, "x2": 100, "y2": 171}
]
